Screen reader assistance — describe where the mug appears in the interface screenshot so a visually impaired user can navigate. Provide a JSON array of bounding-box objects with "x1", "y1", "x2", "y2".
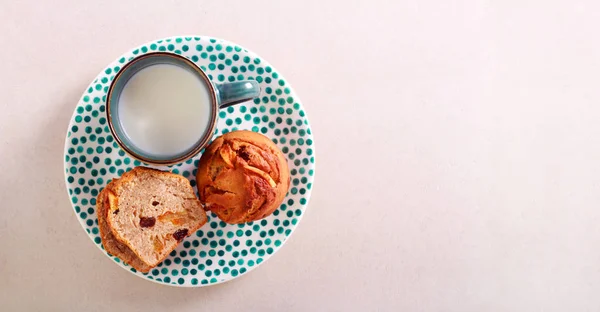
[{"x1": 106, "y1": 52, "x2": 260, "y2": 165}]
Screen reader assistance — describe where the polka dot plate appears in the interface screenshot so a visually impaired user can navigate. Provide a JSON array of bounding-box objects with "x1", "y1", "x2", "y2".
[{"x1": 63, "y1": 35, "x2": 315, "y2": 287}]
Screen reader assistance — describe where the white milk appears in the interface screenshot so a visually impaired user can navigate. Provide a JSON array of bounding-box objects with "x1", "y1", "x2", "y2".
[{"x1": 118, "y1": 64, "x2": 212, "y2": 157}]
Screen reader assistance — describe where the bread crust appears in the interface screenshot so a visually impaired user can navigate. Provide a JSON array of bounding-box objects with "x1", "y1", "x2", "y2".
[{"x1": 97, "y1": 184, "x2": 153, "y2": 273}]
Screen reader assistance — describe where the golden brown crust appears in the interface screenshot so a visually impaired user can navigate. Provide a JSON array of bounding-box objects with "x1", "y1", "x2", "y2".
[
  {"x1": 197, "y1": 130, "x2": 290, "y2": 224},
  {"x1": 97, "y1": 185, "x2": 152, "y2": 273}
]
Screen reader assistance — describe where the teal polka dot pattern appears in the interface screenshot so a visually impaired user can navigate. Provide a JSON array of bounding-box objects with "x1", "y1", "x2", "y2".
[{"x1": 63, "y1": 36, "x2": 316, "y2": 287}]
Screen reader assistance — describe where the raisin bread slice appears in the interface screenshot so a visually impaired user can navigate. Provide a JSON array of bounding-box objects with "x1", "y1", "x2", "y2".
[
  {"x1": 105, "y1": 167, "x2": 207, "y2": 268},
  {"x1": 97, "y1": 185, "x2": 152, "y2": 273}
]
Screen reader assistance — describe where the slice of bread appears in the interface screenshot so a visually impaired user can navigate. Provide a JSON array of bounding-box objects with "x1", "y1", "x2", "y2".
[
  {"x1": 104, "y1": 167, "x2": 207, "y2": 268},
  {"x1": 97, "y1": 185, "x2": 152, "y2": 273}
]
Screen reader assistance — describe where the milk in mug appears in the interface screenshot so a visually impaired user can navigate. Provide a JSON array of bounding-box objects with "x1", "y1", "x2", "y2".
[{"x1": 117, "y1": 64, "x2": 212, "y2": 157}]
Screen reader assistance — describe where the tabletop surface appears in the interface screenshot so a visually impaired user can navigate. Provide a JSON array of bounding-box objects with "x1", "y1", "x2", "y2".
[{"x1": 2, "y1": 0, "x2": 600, "y2": 311}]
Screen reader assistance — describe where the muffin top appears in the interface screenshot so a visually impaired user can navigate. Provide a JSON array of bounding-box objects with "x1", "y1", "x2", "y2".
[{"x1": 196, "y1": 130, "x2": 290, "y2": 224}]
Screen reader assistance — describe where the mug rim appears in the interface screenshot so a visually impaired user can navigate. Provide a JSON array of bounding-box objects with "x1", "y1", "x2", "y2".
[{"x1": 106, "y1": 52, "x2": 218, "y2": 166}]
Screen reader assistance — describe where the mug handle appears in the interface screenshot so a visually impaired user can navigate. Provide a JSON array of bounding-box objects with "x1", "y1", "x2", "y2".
[{"x1": 215, "y1": 81, "x2": 261, "y2": 108}]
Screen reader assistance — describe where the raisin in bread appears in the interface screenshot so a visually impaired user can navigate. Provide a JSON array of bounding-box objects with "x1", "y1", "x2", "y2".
[
  {"x1": 104, "y1": 167, "x2": 207, "y2": 268},
  {"x1": 196, "y1": 130, "x2": 290, "y2": 224},
  {"x1": 97, "y1": 185, "x2": 152, "y2": 273}
]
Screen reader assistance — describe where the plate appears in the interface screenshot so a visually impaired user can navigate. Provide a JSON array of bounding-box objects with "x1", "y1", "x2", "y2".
[{"x1": 63, "y1": 35, "x2": 315, "y2": 287}]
